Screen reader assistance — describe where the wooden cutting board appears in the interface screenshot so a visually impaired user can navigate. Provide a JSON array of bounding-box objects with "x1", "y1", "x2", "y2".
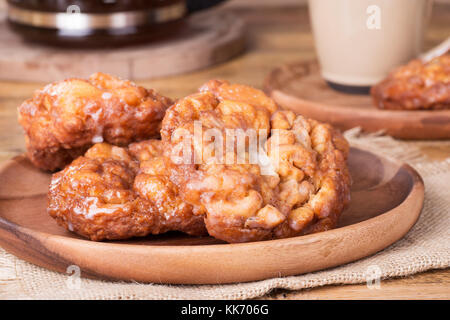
[
  {"x1": 0, "y1": 147, "x2": 424, "y2": 284},
  {"x1": 0, "y1": 10, "x2": 245, "y2": 82},
  {"x1": 264, "y1": 61, "x2": 450, "y2": 140}
]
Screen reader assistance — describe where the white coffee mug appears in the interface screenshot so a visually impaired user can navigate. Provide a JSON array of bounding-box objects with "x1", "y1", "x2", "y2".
[{"x1": 308, "y1": 0, "x2": 434, "y2": 91}]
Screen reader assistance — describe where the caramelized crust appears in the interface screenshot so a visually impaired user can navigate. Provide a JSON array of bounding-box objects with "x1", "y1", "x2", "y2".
[
  {"x1": 268, "y1": 110, "x2": 351, "y2": 238},
  {"x1": 199, "y1": 79, "x2": 278, "y2": 114},
  {"x1": 18, "y1": 72, "x2": 173, "y2": 171},
  {"x1": 160, "y1": 81, "x2": 351, "y2": 243},
  {"x1": 371, "y1": 54, "x2": 450, "y2": 110},
  {"x1": 47, "y1": 142, "x2": 206, "y2": 241},
  {"x1": 129, "y1": 140, "x2": 206, "y2": 236},
  {"x1": 46, "y1": 79, "x2": 351, "y2": 243}
]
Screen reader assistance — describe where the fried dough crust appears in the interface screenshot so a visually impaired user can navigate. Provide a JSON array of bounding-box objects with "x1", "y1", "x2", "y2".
[
  {"x1": 19, "y1": 72, "x2": 173, "y2": 171},
  {"x1": 160, "y1": 81, "x2": 351, "y2": 243},
  {"x1": 371, "y1": 54, "x2": 450, "y2": 110},
  {"x1": 47, "y1": 80, "x2": 351, "y2": 243},
  {"x1": 47, "y1": 142, "x2": 206, "y2": 241}
]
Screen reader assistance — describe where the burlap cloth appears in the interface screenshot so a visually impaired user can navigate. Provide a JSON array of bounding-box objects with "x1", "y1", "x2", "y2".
[{"x1": 1, "y1": 129, "x2": 449, "y2": 299}]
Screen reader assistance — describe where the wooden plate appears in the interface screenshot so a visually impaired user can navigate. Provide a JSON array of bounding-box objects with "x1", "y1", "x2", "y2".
[
  {"x1": 0, "y1": 10, "x2": 245, "y2": 82},
  {"x1": 0, "y1": 148, "x2": 424, "y2": 284},
  {"x1": 264, "y1": 61, "x2": 450, "y2": 140}
]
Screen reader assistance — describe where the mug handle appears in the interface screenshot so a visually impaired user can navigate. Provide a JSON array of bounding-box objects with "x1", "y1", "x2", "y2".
[{"x1": 420, "y1": 36, "x2": 450, "y2": 62}]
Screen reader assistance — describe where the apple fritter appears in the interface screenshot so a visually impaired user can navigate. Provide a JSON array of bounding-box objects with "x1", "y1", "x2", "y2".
[
  {"x1": 160, "y1": 81, "x2": 351, "y2": 243},
  {"x1": 47, "y1": 142, "x2": 206, "y2": 241},
  {"x1": 46, "y1": 79, "x2": 351, "y2": 243},
  {"x1": 18, "y1": 72, "x2": 173, "y2": 171},
  {"x1": 371, "y1": 54, "x2": 450, "y2": 110}
]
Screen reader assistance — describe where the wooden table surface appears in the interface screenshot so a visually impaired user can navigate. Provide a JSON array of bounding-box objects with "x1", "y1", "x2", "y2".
[{"x1": 0, "y1": 3, "x2": 449, "y2": 299}]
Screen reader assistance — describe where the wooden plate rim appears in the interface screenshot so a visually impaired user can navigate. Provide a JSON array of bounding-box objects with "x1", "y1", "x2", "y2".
[{"x1": 263, "y1": 61, "x2": 450, "y2": 135}]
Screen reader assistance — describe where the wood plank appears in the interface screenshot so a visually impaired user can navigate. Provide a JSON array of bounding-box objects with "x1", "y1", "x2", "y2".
[{"x1": 262, "y1": 269, "x2": 450, "y2": 300}]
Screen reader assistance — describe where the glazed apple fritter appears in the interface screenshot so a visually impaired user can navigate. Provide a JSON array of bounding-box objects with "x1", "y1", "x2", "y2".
[
  {"x1": 46, "y1": 79, "x2": 351, "y2": 243},
  {"x1": 18, "y1": 72, "x2": 173, "y2": 171},
  {"x1": 371, "y1": 54, "x2": 450, "y2": 110},
  {"x1": 129, "y1": 140, "x2": 206, "y2": 236},
  {"x1": 160, "y1": 80, "x2": 351, "y2": 243},
  {"x1": 47, "y1": 142, "x2": 206, "y2": 241},
  {"x1": 266, "y1": 110, "x2": 351, "y2": 238}
]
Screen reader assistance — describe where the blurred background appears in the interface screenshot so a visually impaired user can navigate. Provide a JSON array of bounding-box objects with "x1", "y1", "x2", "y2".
[{"x1": 0, "y1": 0, "x2": 449, "y2": 162}]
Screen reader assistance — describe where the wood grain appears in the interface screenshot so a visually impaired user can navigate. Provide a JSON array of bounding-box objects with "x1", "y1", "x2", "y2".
[
  {"x1": 262, "y1": 269, "x2": 450, "y2": 300},
  {"x1": 0, "y1": 10, "x2": 245, "y2": 82},
  {"x1": 0, "y1": 148, "x2": 424, "y2": 284},
  {"x1": 264, "y1": 61, "x2": 450, "y2": 140},
  {"x1": 0, "y1": 3, "x2": 449, "y2": 298}
]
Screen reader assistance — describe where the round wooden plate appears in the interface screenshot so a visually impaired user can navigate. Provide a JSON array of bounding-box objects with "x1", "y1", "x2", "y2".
[
  {"x1": 0, "y1": 148, "x2": 424, "y2": 284},
  {"x1": 264, "y1": 61, "x2": 450, "y2": 140},
  {"x1": 0, "y1": 10, "x2": 245, "y2": 82}
]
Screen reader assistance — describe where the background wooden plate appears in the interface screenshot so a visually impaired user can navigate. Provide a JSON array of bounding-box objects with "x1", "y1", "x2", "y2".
[
  {"x1": 0, "y1": 10, "x2": 245, "y2": 82},
  {"x1": 264, "y1": 61, "x2": 450, "y2": 140},
  {"x1": 0, "y1": 148, "x2": 424, "y2": 284}
]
